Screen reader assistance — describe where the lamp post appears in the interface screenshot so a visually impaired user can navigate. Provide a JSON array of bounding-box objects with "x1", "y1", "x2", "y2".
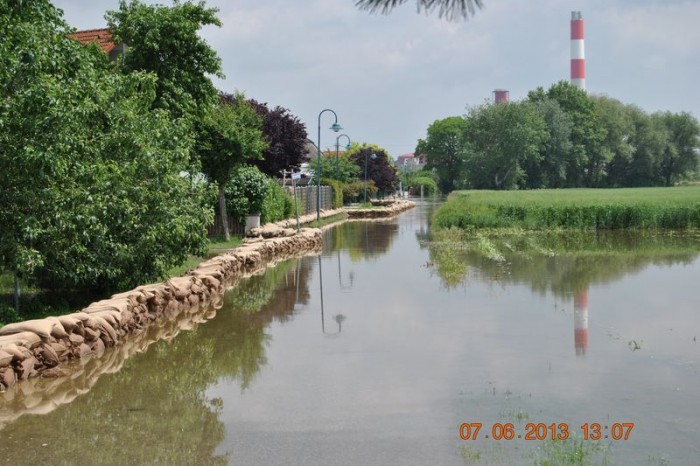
[
  {"x1": 317, "y1": 109, "x2": 342, "y2": 222},
  {"x1": 334, "y1": 134, "x2": 352, "y2": 179},
  {"x1": 364, "y1": 152, "x2": 377, "y2": 204}
]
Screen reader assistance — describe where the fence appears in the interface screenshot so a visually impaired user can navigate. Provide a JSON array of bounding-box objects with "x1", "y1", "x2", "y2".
[
  {"x1": 289, "y1": 185, "x2": 333, "y2": 217},
  {"x1": 208, "y1": 185, "x2": 333, "y2": 237}
]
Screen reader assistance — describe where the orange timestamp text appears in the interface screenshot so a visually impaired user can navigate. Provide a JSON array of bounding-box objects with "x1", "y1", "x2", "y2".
[{"x1": 459, "y1": 422, "x2": 634, "y2": 441}]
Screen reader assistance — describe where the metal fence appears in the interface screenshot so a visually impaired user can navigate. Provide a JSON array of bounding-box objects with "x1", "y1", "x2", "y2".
[
  {"x1": 289, "y1": 185, "x2": 333, "y2": 216},
  {"x1": 207, "y1": 185, "x2": 333, "y2": 237}
]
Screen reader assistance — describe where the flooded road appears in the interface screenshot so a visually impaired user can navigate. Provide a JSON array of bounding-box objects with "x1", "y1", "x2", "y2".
[{"x1": 2, "y1": 199, "x2": 700, "y2": 465}]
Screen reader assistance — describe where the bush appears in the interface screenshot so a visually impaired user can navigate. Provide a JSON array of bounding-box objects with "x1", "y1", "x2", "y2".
[
  {"x1": 323, "y1": 178, "x2": 345, "y2": 208},
  {"x1": 261, "y1": 180, "x2": 295, "y2": 224},
  {"x1": 224, "y1": 165, "x2": 268, "y2": 223},
  {"x1": 409, "y1": 176, "x2": 439, "y2": 195},
  {"x1": 342, "y1": 180, "x2": 378, "y2": 204}
]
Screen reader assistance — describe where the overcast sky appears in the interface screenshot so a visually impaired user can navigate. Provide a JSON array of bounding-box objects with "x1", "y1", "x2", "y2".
[{"x1": 53, "y1": 0, "x2": 700, "y2": 159}]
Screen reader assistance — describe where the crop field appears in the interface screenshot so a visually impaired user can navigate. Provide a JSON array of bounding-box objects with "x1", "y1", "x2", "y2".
[{"x1": 433, "y1": 186, "x2": 700, "y2": 230}]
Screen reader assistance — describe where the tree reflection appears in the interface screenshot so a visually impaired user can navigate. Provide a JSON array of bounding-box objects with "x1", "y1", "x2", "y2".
[
  {"x1": 0, "y1": 257, "x2": 316, "y2": 465},
  {"x1": 427, "y1": 230, "x2": 700, "y2": 296},
  {"x1": 427, "y1": 230, "x2": 700, "y2": 356},
  {"x1": 326, "y1": 221, "x2": 399, "y2": 260}
]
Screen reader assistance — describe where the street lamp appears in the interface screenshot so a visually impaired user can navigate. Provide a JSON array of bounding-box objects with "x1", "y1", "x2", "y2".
[
  {"x1": 364, "y1": 152, "x2": 377, "y2": 204},
  {"x1": 317, "y1": 109, "x2": 342, "y2": 221},
  {"x1": 334, "y1": 134, "x2": 352, "y2": 179}
]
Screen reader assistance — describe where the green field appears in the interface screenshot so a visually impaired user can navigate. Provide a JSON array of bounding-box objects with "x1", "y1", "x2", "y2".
[{"x1": 433, "y1": 187, "x2": 700, "y2": 230}]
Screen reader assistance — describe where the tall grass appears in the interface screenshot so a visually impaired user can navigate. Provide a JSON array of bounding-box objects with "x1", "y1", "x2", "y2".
[{"x1": 434, "y1": 187, "x2": 700, "y2": 230}]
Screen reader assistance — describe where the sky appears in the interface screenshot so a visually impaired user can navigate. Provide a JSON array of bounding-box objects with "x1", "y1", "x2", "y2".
[{"x1": 52, "y1": 0, "x2": 700, "y2": 159}]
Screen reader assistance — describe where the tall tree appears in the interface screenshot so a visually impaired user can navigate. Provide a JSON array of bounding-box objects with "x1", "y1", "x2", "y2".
[
  {"x1": 528, "y1": 81, "x2": 607, "y2": 187},
  {"x1": 463, "y1": 101, "x2": 548, "y2": 190},
  {"x1": 591, "y1": 95, "x2": 636, "y2": 187},
  {"x1": 531, "y1": 99, "x2": 573, "y2": 188},
  {"x1": 196, "y1": 93, "x2": 266, "y2": 240},
  {"x1": 247, "y1": 99, "x2": 309, "y2": 178},
  {"x1": 657, "y1": 111, "x2": 700, "y2": 186},
  {"x1": 348, "y1": 144, "x2": 400, "y2": 195},
  {"x1": 355, "y1": 0, "x2": 484, "y2": 21},
  {"x1": 419, "y1": 116, "x2": 469, "y2": 193},
  {"x1": 106, "y1": 0, "x2": 223, "y2": 120},
  {"x1": 1, "y1": 0, "x2": 213, "y2": 292}
]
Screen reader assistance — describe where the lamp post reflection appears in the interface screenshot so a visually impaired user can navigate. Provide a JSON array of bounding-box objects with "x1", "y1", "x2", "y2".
[
  {"x1": 319, "y1": 255, "x2": 347, "y2": 336},
  {"x1": 337, "y1": 250, "x2": 354, "y2": 290}
]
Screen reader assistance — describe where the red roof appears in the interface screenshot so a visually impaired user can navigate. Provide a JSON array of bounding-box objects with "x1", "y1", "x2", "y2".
[{"x1": 68, "y1": 28, "x2": 116, "y2": 54}]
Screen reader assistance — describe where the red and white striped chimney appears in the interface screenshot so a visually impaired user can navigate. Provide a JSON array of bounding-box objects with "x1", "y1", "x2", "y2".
[
  {"x1": 574, "y1": 289, "x2": 589, "y2": 356},
  {"x1": 570, "y1": 11, "x2": 585, "y2": 91}
]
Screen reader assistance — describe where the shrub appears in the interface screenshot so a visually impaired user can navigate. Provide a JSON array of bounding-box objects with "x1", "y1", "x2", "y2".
[
  {"x1": 261, "y1": 179, "x2": 295, "y2": 224},
  {"x1": 409, "y1": 176, "x2": 439, "y2": 195},
  {"x1": 224, "y1": 165, "x2": 268, "y2": 223},
  {"x1": 342, "y1": 180, "x2": 377, "y2": 204},
  {"x1": 323, "y1": 178, "x2": 345, "y2": 208}
]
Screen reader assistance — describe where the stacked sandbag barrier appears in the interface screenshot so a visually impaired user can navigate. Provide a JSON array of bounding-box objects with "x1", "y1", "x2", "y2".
[
  {"x1": 346, "y1": 199, "x2": 415, "y2": 219},
  {"x1": 0, "y1": 227, "x2": 322, "y2": 391}
]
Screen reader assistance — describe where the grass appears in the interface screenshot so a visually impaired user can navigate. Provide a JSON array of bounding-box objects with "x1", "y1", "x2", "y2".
[
  {"x1": 165, "y1": 235, "x2": 243, "y2": 277},
  {"x1": 434, "y1": 187, "x2": 700, "y2": 230},
  {"x1": 303, "y1": 211, "x2": 348, "y2": 228}
]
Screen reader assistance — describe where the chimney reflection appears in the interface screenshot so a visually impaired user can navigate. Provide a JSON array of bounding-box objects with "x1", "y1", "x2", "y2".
[{"x1": 574, "y1": 289, "x2": 589, "y2": 356}]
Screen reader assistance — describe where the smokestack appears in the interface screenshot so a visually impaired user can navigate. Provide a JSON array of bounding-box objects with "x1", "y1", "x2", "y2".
[
  {"x1": 570, "y1": 11, "x2": 585, "y2": 91},
  {"x1": 493, "y1": 89, "x2": 509, "y2": 104}
]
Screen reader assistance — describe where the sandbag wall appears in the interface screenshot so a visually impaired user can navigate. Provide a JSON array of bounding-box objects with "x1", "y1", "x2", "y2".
[
  {"x1": 0, "y1": 227, "x2": 323, "y2": 391},
  {"x1": 346, "y1": 200, "x2": 416, "y2": 219}
]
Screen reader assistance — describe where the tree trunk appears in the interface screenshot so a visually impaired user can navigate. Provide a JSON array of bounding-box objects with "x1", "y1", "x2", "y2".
[{"x1": 218, "y1": 185, "x2": 230, "y2": 241}]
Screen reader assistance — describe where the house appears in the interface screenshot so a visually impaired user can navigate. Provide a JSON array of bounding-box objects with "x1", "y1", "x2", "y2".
[
  {"x1": 395, "y1": 153, "x2": 426, "y2": 171},
  {"x1": 68, "y1": 28, "x2": 126, "y2": 62}
]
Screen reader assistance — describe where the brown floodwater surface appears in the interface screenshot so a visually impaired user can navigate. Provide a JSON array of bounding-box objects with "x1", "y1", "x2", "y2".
[{"x1": 1, "y1": 199, "x2": 699, "y2": 465}]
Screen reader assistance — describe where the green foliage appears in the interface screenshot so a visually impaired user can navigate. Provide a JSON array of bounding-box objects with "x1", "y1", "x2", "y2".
[
  {"x1": 0, "y1": 0, "x2": 213, "y2": 292},
  {"x1": 106, "y1": 0, "x2": 223, "y2": 119},
  {"x1": 322, "y1": 178, "x2": 345, "y2": 208},
  {"x1": 419, "y1": 80, "x2": 699, "y2": 192},
  {"x1": 419, "y1": 116, "x2": 469, "y2": 192},
  {"x1": 409, "y1": 176, "x2": 438, "y2": 195},
  {"x1": 346, "y1": 143, "x2": 399, "y2": 194},
  {"x1": 308, "y1": 152, "x2": 360, "y2": 183},
  {"x1": 400, "y1": 170, "x2": 439, "y2": 194},
  {"x1": 434, "y1": 187, "x2": 700, "y2": 230},
  {"x1": 428, "y1": 224, "x2": 700, "y2": 293},
  {"x1": 197, "y1": 93, "x2": 266, "y2": 187},
  {"x1": 342, "y1": 181, "x2": 378, "y2": 204},
  {"x1": 463, "y1": 100, "x2": 549, "y2": 189},
  {"x1": 261, "y1": 179, "x2": 294, "y2": 224},
  {"x1": 224, "y1": 165, "x2": 269, "y2": 223}
]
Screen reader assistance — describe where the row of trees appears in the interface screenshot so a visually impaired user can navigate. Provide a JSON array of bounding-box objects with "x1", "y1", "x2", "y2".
[
  {"x1": 418, "y1": 81, "x2": 700, "y2": 192},
  {"x1": 1, "y1": 0, "x2": 308, "y2": 294},
  {"x1": 309, "y1": 143, "x2": 401, "y2": 204}
]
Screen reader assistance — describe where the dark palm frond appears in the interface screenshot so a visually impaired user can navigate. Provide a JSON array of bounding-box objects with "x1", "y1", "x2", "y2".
[{"x1": 355, "y1": 0, "x2": 484, "y2": 21}]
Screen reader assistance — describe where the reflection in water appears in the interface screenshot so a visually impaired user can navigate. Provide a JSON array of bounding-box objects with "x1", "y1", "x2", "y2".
[
  {"x1": 428, "y1": 230, "x2": 700, "y2": 357},
  {"x1": 319, "y1": 255, "x2": 346, "y2": 336},
  {"x1": 0, "y1": 257, "x2": 318, "y2": 466},
  {"x1": 326, "y1": 220, "x2": 399, "y2": 260},
  {"x1": 3, "y1": 201, "x2": 700, "y2": 465},
  {"x1": 574, "y1": 289, "x2": 589, "y2": 356}
]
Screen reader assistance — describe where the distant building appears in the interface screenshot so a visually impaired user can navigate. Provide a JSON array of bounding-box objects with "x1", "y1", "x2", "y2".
[
  {"x1": 395, "y1": 153, "x2": 426, "y2": 171},
  {"x1": 68, "y1": 28, "x2": 126, "y2": 62}
]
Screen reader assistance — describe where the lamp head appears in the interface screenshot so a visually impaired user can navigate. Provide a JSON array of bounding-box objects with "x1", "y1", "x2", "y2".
[
  {"x1": 330, "y1": 122, "x2": 343, "y2": 132},
  {"x1": 345, "y1": 143, "x2": 352, "y2": 150}
]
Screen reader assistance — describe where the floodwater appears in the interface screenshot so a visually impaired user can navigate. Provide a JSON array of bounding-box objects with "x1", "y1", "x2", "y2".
[{"x1": 2, "y1": 199, "x2": 700, "y2": 465}]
